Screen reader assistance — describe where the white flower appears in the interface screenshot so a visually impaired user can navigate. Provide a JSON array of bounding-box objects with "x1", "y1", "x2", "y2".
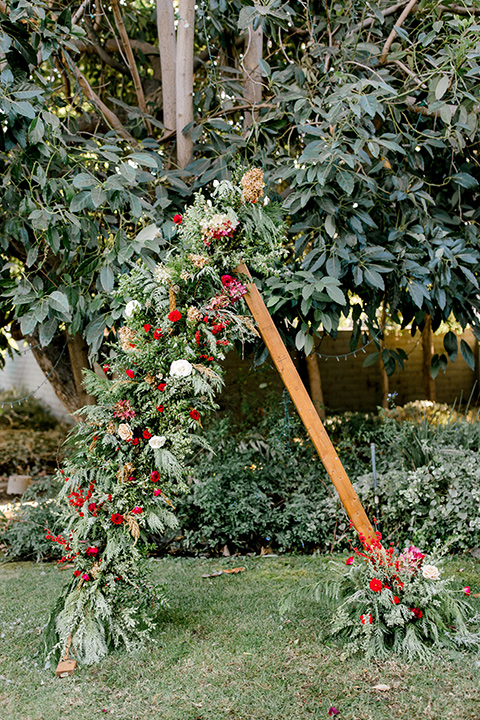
[
  {"x1": 149, "y1": 435, "x2": 166, "y2": 449},
  {"x1": 125, "y1": 300, "x2": 141, "y2": 317},
  {"x1": 154, "y1": 264, "x2": 172, "y2": 284},
  {"x1": 170, "y1": 359, "x2": 193, "y2": 377},
  {"x1": 117, "y1": 423, "x2": 133, "y2": 441},
  {"x1": 422, "y1": 564, "x2": 440, "y2": 580}
]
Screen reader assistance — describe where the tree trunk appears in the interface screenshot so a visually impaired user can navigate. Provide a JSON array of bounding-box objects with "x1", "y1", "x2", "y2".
[
  {"x1": 25, "y1": 331, "x2": 80, "y2": 415},
  {"x1": 422, "y1": 314, "x2": 436, "y2": 401},
  {"x1": 306, "y1": 352, "x2": 325, "y2": 419},
  {"x1": 243, "y1": 24, "x2": 263, "y2": 128},
  {"x1": 156, "y1": 0, "x2": 177, "y2": 132},
  {"x1": 379, "y1": 302, "x2": 389, "y2": 409},
  {"x1": 67, "y1": 332, "x2": 97, "y2": 408},
  {"x1": 176, "y1": 0, "x2": 195, "y2": 168}
]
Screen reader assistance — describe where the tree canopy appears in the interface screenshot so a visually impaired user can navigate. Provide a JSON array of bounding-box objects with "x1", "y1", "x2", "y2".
[{"x1": 0, "y1": 0, "x2": 479, "y2": 410}]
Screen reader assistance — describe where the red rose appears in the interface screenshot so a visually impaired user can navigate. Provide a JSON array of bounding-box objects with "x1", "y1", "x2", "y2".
[
  {"x1": 74, "y1": 570, "x2": 81, "y2": 577},
  {"x1": 150, "y1": 471, "x2": 160, "y2": 483},
  {"x1": 126, "y1": 369, "x2": 134, "y2": 379},
  {"x1": 158, "y1": 383, "x2": 166, "y2": 392},
  {"x1": 190, "y1": 409, "x2": 200, "y2": 421},
  {"x1": 88, "y1": 502, "x2": 97, "y2": 513},
  {"x1": 411, "y1": 608, "x2": 423, "y2": 619},
  {"x1": 132, "y1": 506, "x2": 143, "y2": 515},
  {"x1": 86, "y1": 546, "x2": 98, "y2": 557},
  {"x1": 168, "y1": 310, "x2": 182, "y2": 322},
  {"x1": 154, "y1": 329, "x2": 162, "y2": 340},
  {"x1": 392, "y1": 596, "x2": 400, "y2": 605},
  {"x1": 221, "y1": 275, "x2": 233, "y2": 286},
  {"x1": 132, "y1": 438, "x2": 140, "y2": 446},
  {"x1": 103, "y1": 365, "x2": 110, "y2": 373},
  {"x1": 143, "y1": 429, "x2": 152, "y2": 440},
  {"x1": 143, "y1": 324, "x2": 151, "y2": 333},
  {"x1": 173, "y1": 214, "x2": 182, "y2": 225},
  {"x1": 369, "y1": 578, "x2": 383, "y2": 593},
  {"x1": 111, "y1": 513, "x2": 124, "y2": 525},
  {"x1": 156, "y1": 405, "x2": 164, "y2": 413}
]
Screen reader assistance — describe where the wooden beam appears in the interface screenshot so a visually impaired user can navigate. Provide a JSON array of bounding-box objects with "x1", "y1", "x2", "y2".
[{"x1": 236, "y1": 263, "x2": 377, "y2": 546}]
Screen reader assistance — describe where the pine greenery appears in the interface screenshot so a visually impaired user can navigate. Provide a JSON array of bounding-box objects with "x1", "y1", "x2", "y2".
[{"x1": 45, "y1": 171, "x2": 284, "y2": 665}]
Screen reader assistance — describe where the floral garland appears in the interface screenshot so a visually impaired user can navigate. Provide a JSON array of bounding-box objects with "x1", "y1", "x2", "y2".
[
  {"x1": 317, "y1": 531, "x2": 479, "y2": 661},
  {"x1": 45, "y1": 170, "x2": 286, "y2": 666}
]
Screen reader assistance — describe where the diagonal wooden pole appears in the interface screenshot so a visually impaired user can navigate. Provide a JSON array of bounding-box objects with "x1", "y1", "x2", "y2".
[{"x1": 236, "y1": 263, "x2": 377, "y2": 546}]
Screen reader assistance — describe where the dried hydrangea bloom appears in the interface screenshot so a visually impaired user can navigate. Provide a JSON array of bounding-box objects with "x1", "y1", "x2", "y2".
[
  {"x1": 187, "y1": 306, "x2": 203, "y2": 325},
  {"x1": 154, "y1": 263, "x2": 172, "y2": 284},
  {"x1": 188, "y1": 253, "x2": 208, "y2": 269},
  {"x1": 240, "y1": 168, "x2": 264, "y2": 203},
  {"x1": 106, "y1": 421, "x2": 116, "y2": 434},
  {"x1": 118, "y1": 326, "x2": 137, "y2": 352},
  {"x1": 144, "y1": 373, "x2": 157, "y2": 385}
]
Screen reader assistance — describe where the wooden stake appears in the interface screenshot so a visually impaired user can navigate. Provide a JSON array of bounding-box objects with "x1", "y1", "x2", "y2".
[{"x1": 236, "y1": 264, "x2": 376, "y2": 545}]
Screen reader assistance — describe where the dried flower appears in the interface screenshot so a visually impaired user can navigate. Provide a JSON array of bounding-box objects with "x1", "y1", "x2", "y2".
[
  {"x1": 113, "y1": 400, "x2": 136, "y2": 420},
  {"x1": 240, "y1": 168, "x2": 264, "y2": 203},
  {"x1": 188, "y1": 253, "x2": 208, "y2": 269},
  {"x1": 187, "y1": 306, "x2": 203, "y2": 325},
  {"x1": 144, "y1": 373, "x2": 156, "y2": 385},
  {"x1": 106, "y1": 421, "x2": 116, "y2": 435},
  {"x1": 117, "y1": 462, "x2": 135, "y2": 484},
  {"x1": 118, "y1": 326, "x2": 137, "y2": 352}
]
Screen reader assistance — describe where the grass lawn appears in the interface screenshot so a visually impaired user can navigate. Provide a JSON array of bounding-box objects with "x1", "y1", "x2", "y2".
[{"x1": 0, "y1": 554, "x2": 479, "y2": 720}]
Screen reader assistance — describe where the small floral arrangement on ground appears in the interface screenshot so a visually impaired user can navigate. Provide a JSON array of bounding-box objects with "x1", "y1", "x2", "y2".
[
  {"x1": 320, "y1": 530, "x2": 479, "y2": 661},
  {"x1": 45, "y1": 169, "x2": 285, "y2": 666}
]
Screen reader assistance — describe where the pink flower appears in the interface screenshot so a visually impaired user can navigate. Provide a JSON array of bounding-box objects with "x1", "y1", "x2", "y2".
[
  {"x1": 85, "y1": 546, "x2": 98, "y2": 557},
  {"x1": 132, "y1": 506, "x2": 143, "y2": 515},
  {"x1": 126, "y1": 369, "x2": 134, "y2": 379},
  {"x1": 328, "y1": 708, "x2": 339, "y2": 716},
  {"x1": 463, "y1": 586, "x2": 471, "y2": 596},
  {"x1": 82, "y1": 574, "x2": 90, "y2": 581},
  {"x1": 154, "y1": 489, "x2": 162, "y2": 496},
  {"x1": 346, "y1": 557, "x2": 353, "y2": 565},
  {"x1": 150, "y1": 471, "x2": 160, "y2": 483}
]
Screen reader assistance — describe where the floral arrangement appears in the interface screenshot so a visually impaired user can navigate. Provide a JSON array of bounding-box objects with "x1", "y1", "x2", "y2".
[
  {"x1": 319, "y1": 531, "x2": 479, "y2": 661},
  {"x1": 44, "y1": 169, "x2": 285, "y2": 666}
]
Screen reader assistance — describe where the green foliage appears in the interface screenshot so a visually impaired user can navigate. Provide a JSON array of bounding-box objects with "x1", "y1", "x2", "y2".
[
  {"x1": 301, "y1": 543, "x2": 480, "y2": 661},
  {"x1": 0, "y1": 477, "x2": 63, "y2": 562}
]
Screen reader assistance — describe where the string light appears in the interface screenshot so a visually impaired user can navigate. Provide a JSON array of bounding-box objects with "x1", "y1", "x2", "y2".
[
  {"x1": 314, "y1": 322, "x2": 387, "y2": 361},
  {"x1": 0, "y1": 343, "x2": 68, "y2": 409}
]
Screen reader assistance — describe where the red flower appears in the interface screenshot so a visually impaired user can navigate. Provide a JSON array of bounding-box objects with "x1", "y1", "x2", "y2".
[
  {"x1": 143, "y1": 429, "x2": 152, "y2": 440},
  {"x1": 126, "y1": 369, "x2": 134, "y2": 379},
  {"x1": 190, "y1": 409, "x2": 200, "y2": 421},
  {"x1": 74, "y1": 570, "x2": 81, "y2": 577},
  {"x1": 132, "y1": 438, "x2": 140, "y2": 446},
  {"x1": 464, "y1": 586, "x2": 471, "y2": 596},
  {"x1": 103, "y1": 365, "x2": 110, "y2": 373},
  {"x1": 154, "y1": 329, "x2": 162, "y2": 340},
  {"x1": 392, "y1": 596, "x2": 400, "y2": 605},
  {"x1": 143, "y1": 324, "x2": 151, "y2": 333},
  {"x1": 132, "y1": 506, "x2": 143, "y2": 515},
  {"x1": 411, "y1": 608, "x2": 423, "y2": 619},
  {"x1": 111, "y1": 513, "x2": 124, "y2": 525},
  {"x1": 85, "y1": 546, "x2": 98, "y2": 557},
  {"x1": 173, "y1": 214, "x2": 182, "y2": 224},
  {"x1": 158, "y1": 383, "x2": 166, "y2": 392},
  {"x1": 369, "y1": 578, "x2": 383, "y2": 593},
  {"x1": 360, "y1": 613, "x2": 373, "y2": 625},
  {"x1": 150, "y1": 471, "x2": 160, "y2": 483},
  {"x1": 346, "y1": 557, "x2": 354, "y2": 565},
  {"x1": 88, "y1": 502, "x2": 97, "y2": 513},
  {"x1": 168, "y1": 310, "x2": 182, "y2": 322},
  {"x1": 221, "y1": 275, "x2": 233, "y2": 286},
  {"x1": 156, "y1": 405, "x2": 164, "y2": 413}
]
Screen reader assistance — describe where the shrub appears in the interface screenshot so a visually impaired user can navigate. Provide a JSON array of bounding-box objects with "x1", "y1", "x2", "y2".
[{"x1": 0, "y1": 477, "x2": 63, "y2": 561}]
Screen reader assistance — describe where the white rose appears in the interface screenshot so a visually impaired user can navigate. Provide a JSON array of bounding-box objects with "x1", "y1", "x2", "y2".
[
  {"x1": 170, "y1": 359, "x2": 193, "y2": 378},
  {"x1": 118, "y1": 423, "x2": 133, "y2": 441},
  {"x1": 422, "y1": 564, "x2": 440, "y2": 580},
  {"x1": 149, "y1": 435, "x2": 166, "y2": 449},
  {"x1": 125, "y1": 300, "x2": 141, "y2": 317}
]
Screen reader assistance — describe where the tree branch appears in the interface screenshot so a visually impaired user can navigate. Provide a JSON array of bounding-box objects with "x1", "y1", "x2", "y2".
[
  {"x1": 69, "y1": 60, "x2": 137, "y2": 144},
  {"x1": 379, "y1": 0, "x2": 418, "y2": 64},
  {"x1": 84, "y1": 16, "x2": 130, "y2": 77},
  {"x1": 157, "y1": 0, "x2": 177, "y2": 132},
  {"x1": 110, "y1": 0, "x2": 153, "y2": 134},
  {"x1": 347, "y1": 1, "x2": 409, "y2": 37},
  {"x1": 176, "y1": 0, "x2": 195, "y2": 168},
  {"x1": 438, "y1": 3, "x2": 480, "y2": 14}
]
